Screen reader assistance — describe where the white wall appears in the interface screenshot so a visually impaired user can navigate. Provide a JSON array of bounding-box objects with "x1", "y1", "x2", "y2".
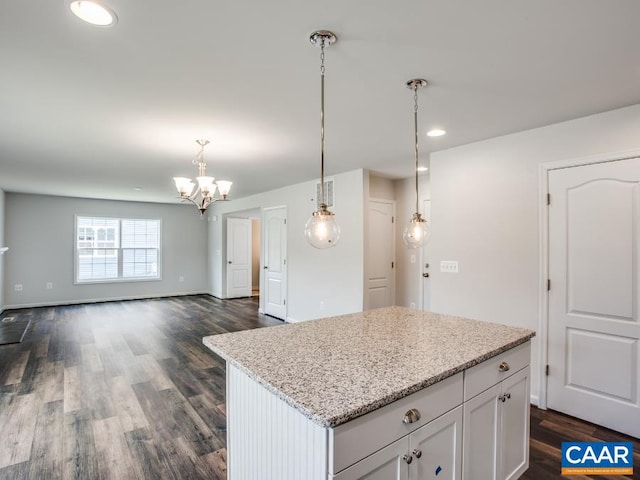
[
  {"x1": 394, "y1": 175, "x2": 430, "y2": 309},
  {"x1": 4, "y1": 193, "x2": 208, "y2": 308},
  {"x1": 429, "y1": 104, "x2": 640, "y2": 404},
  {"x1": 0, "y1": 189, "x2": 5, "y2": 312},
  {"x1": 209, "y1": 169, "x2": 365, "y2": 322}
]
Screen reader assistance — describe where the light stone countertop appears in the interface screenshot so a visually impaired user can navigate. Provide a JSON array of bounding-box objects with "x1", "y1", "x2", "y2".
[{"x1": 203, "y1": 306, "x2": 535, "y2": 428}]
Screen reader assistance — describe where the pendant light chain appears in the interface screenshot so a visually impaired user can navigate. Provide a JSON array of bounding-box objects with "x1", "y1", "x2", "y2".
[
  {"x1": 413, "y1": 85, "x2": 420, "y2": 214},
  {"x1": 319, "y1": 38, "x2": 326, "y2": 207}
]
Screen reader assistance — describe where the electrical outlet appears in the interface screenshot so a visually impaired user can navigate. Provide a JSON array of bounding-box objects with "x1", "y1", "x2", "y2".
[
  {"x1": 440, "y1": 261, "x2": 459, "y2": 273},
  {"x1": 46, "y1": 282, "x2": 53, "y2": 290},
  {"x1": 319, "y1": 301, "x2": 325, "y2": 310},
  {"x1": 410, "y1": 254, "x2": 416, "y2": 264},
  {"x1": 14, "y1": 284, "x2": 23, "y2": 291},
  {"x1": 410, "y1": 302, "x2": 416, "y2": 309}
]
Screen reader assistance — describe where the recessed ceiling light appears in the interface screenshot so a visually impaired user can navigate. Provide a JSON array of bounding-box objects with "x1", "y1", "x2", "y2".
[
  {"x1": 69, "y1": 0, "x2": 118, "y2": 27},
  {"x1": 417, "y1": 166, "x2": 429, "y2": 172},
  {"x1": 133, "y1": 187, "x2": 143, "y2": 191},
  {"x1": 427, "y1": 129, "x2": 446, "y2": 137}
]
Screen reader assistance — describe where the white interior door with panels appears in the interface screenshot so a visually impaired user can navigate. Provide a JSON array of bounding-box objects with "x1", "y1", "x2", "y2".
[
  {"x1": 263, "y1": 206, "x2": 287, "y2": 320},
  {"x1": 226, "y1": 217, "x2": 252, "y2": 298},
  {"x1": 366, "y1": 199, "x2": 395, "y2": 310},
  {"x1": 547, "y1": 157, "x2": 640, "y2": 438}
]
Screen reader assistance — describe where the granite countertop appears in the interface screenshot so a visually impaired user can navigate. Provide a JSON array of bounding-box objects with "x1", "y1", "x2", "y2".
[{"x1": 203, "y1": 306, "x2": 535, "y2": 428}]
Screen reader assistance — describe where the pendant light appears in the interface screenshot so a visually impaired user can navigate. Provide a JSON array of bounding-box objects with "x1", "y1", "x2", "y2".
[
  {"x1": 402, "y1": 79, "x2": 431, "y2": 249},
  {"x1": 304, "y1": 30, "x2": 340, "y2": 249}
]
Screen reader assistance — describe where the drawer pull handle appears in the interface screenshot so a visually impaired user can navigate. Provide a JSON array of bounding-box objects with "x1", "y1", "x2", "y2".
[
  {"x1": 403, "y1": 408, "x2": 421, "y2": 424},
  {"x1": 498, "y1": 361, "x2": 510, "y2": 372},
  {"x1": 413, "y1": 449, "x2": 422, "y2": 459},
  {"x1": 403, "y1": 454, "x2": 413, "y2": 464}
]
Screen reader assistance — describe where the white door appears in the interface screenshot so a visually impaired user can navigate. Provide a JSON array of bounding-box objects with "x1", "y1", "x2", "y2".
[
  {"x1": 421, "y1": 200, "x2": 432, "y2": 312},
  {"x1": 263, "y1": 206, "x2": 287, "y2": 320},
  {"x1": 226, "y1": 217, "x2": 252, "y2": 298},
  {"x1": 332, "y1": 437, "x2": 408, "y2": 480},
  {"x1": 548, "y1": 157, "x2": 640, "y2": 438},
  {"x1": 411, "y1": 405, "x2": 462, "y2": 480},
  {"x1": 366, "y1": 200, "x2": 395, "y2": 310}
]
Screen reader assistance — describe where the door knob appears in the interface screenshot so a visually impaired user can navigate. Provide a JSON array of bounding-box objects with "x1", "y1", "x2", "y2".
[
  {"x1": 228, "y1": 261, "x2": 232, "y2": 264},
  {"x1": 403, "y1": 408, "x2": 421, "y2": 424},
  {"x1": 403, "y1": 454, "x2": 413, "y2": 464},
  {"x1": 412, "y1": 449, "x2": 422, "y2": 459},
  {"x1": 423, "y1": 273, "x2": 429, "y2": 278},
  {"x1": 264, "y1": 266, "x2": 268, "y2": 269},
  {"x1": 498, "y1": 362, "x2": 510, "y2": 372}
]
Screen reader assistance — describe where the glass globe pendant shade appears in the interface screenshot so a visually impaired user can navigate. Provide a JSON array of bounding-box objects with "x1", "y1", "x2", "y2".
[
  {"x1": 402, "y1": 213, "x2": 430, "y2": 249},
  {"x1": 305, "y1": 205, "x2": 340, "y2": 249}
]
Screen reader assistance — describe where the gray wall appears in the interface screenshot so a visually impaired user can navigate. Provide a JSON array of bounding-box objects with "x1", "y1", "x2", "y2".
[
  {"x1": 4, "y1": 193, "x2": 208, "y2": 308},
  {"x1": 0, "y1": 189, "x2": 5, "y2": 311},
  {"x1": 429, "y1": 104, "x2": 640, "y2": 403}
]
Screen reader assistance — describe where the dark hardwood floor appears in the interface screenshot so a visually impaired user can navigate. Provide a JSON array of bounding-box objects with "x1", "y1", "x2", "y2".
[{"x1": 0, "y1": 295, "x2": 637, "y2": 479}]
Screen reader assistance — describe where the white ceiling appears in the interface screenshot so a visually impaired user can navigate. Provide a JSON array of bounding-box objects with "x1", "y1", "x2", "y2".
[{"x1": 1, "y1": 0, "x2": 639, "y2": 204}]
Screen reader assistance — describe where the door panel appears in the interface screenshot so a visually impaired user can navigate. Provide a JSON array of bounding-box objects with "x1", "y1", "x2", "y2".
[
  {"x1": 462, "y1": 384, "x2": 500, "y2": 480},
  {"x1": 263, "y1": 207, "x2": 287, "y2": 320},
  {"x1": 548, "y1": 157, "x2": 640, "y2": 437},
  {"x1": 226, "y1": 218, "x2": 251, "y2": 298},
  {"x1": 366, "y1": 200, "x2": 395, "y2": 310},
  {"x1": 500, "y1": 367, "x2": 530, "y2": 480}
]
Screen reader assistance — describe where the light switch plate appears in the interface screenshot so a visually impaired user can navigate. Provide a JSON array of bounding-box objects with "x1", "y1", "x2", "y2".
[{"x1": 440, "y1": 260, "x2": 459, "y2": 273}]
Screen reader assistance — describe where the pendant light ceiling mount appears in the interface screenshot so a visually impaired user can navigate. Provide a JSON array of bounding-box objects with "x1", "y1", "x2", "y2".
[
  {"x1": 406, "y1": 78, "x2": 428, "y2": 90},
  {"x1": 309, "y1": 30, "x2": 337, "y2": 47}
]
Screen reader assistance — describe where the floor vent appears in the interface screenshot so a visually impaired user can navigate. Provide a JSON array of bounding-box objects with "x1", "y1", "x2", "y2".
[{"x1": 1, "y1": 317, "x2": 16, "y2": 323}]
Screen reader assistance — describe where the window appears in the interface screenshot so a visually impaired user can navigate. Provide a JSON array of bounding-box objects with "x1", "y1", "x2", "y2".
[{"x1": 76, "y1": 216, "x2": 161, "y2": 283}]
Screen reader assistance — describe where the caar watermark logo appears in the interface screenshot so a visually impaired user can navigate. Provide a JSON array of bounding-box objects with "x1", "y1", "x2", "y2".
[{"x1": 561, "y1": 442, "x2": 633, "y2": 475}]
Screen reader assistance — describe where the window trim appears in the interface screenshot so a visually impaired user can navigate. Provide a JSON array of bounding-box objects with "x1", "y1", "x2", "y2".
[{"x1": 74, "y1": 215, "x2": 163, "y2": 285}]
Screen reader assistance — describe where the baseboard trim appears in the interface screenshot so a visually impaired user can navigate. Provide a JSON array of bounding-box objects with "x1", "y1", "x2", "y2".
[
  {"x1": 3, "y1": 291, "x2": 209, "y2": 311},
  {"x1": 530, "y1": 394, "x2": 540, "y2": 407}
]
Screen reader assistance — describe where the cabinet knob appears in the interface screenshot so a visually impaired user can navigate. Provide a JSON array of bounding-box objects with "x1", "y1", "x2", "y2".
[
  {"x1": 413, "y1": 449, "x2": 422, "y2": 459},
  {"x1": 403, "y1": 408, "x2": 421, "y2": 424},
  {"x1": 498, "y1": 361, "x2": 510, "y2": 372},
  {"x1": 403, "y1": 454, "x2": 413, "y2": 464},
  {"x1": 498, "y1": 393, "x2": 511, "y2": 403}
]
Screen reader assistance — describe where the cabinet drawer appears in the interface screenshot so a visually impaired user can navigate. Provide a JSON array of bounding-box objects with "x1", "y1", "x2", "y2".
[
  {"x1": 463, "y1": 341, "x2": 530, "y2": 401},
  {"x1": 328, "y1": 372, "x2": 463, "y2": 475}
]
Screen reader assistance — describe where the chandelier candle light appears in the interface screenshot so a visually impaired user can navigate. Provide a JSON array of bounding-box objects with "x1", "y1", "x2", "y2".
[
  {"x1": 402, "y1": 79, "x2": 431, "y2": 249},
  {"x1": 304, "y1": 30, "x2": 340, "y2": 249},
  {"x1": 173, "y1": 139, "x2": 232, "y2": 216}
]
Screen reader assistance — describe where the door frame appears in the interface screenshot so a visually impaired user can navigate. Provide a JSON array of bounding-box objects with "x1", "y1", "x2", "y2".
[{"x1": 538, "y1": 147, "x2": 640, "y2": 409}]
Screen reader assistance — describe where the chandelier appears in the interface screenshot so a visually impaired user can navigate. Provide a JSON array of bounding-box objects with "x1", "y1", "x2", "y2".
[
  {"x1": 173, "y1": 139, "x2": 232, "y2": 216},
  {"x1": 304, "y1": 30, "x2": 340, "y2": 249},
  {"x1": 402, "y1": 79, "x2": 431, "y2": 248}
]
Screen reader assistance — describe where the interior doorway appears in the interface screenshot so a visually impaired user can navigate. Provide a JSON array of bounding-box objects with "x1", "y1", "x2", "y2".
[{"x1": 224, "y1": 208, "x2": 261, "y2": 302}]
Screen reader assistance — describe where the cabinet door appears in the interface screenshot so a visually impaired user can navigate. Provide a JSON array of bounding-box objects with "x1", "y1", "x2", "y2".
[
  {"x1": 332, "y1": 437, "x2": 409, "y2": 480},
  {"x1": 499, "y1": 367, "x2": 530, "y2": 480},
  {"x1": 462, "y1": 383, "x2": 500, "y2": 480},
  {"x1": 410, "y1": 406, "x2": 462, "y2": 480}
]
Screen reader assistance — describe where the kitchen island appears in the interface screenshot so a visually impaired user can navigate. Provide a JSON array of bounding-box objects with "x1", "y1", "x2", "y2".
[{"x1": 203, "y1": 306, "x2": 535, "y2": 480}]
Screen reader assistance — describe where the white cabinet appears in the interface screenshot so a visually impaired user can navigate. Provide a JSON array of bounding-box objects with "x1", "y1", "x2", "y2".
[
  {"x1": 463, "y1": 357, "x2": 530, "y2": 480},
  {"x1": 334, "y1": 406, "x2": 463, "y2": 480},
  {"x1": 223, "y1": 341, "x2": 531, "y2": 480}
]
